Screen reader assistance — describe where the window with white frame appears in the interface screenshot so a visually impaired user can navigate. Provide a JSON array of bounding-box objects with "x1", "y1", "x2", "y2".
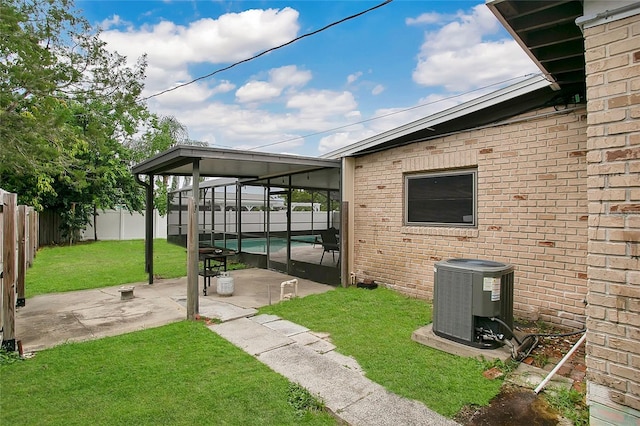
[{"x1": 405, "y1": 169, "x2": 477, "y2": 227}]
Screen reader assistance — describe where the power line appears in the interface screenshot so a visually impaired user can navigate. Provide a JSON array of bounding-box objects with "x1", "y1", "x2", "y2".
[
  {"x1": 141, "y1": 0, "x2": 393, "y2": 101},
  {"x1": 247, "y1": 73, "x2": 544, "y2": 151}
]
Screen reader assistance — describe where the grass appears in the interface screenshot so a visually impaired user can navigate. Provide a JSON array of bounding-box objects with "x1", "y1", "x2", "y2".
[
  {"x1": 21, "y1": 241, "x2": 501, "y2": 419},
  {"x1": 259, "y1": 286, "x2": 503, "y2": 417},
  {"x1": 25, "y1": 240, "x2": 244, "y2": 298},
  {"x1": 544, "y1": 387, "x2": 589, "y2": 426},
  {"x1": 0, "y1": 321, "x2": 336, "y2": 425}
]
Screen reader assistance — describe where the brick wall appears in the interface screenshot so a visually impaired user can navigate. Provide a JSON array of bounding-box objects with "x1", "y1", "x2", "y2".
[
  {"x1": 353, "y1": 106, "x2": 588, "y2": 328},
  {"x1": 584, "y1": 13, "x2": 640, "y2": 420}
]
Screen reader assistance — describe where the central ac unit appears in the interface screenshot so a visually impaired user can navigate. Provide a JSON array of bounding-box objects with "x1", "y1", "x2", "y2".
[{"x1": 433, "y1": 259, "x2": 514, "y2": 349}]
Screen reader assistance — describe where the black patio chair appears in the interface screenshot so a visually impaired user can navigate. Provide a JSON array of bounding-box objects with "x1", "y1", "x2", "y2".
[{"x1": 319, "y1": 228, "x2": 339, "y2": 265}]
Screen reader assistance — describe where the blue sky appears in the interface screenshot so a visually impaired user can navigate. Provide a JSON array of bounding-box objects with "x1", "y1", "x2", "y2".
[{"x1": 77, "y1": 0, "x2": 539, "y2": 157}]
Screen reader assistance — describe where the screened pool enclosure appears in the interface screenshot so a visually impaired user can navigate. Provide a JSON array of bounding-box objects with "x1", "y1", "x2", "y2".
[
  {"x1": 132, "y1": 146, "x2": 343, "y2": 288},
  {"x1": 168, "y1": 177, "x2": 341, "y2": 285}
]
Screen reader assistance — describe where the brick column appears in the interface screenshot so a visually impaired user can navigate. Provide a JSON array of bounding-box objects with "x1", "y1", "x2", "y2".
[{"x1": 584, "y1": 12, "x2": 640, "y2": 424}]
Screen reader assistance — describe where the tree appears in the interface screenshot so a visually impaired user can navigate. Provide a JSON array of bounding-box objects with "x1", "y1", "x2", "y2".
[
  {"x1": 290, "y1": 189, "x2": 339, "y2": 211},
  {"x1": 128, "y1": 115, "x2": 207, "y2": 216},
  {"x1": 0, "y1": 0, "x2": 150, "y2": 241}
]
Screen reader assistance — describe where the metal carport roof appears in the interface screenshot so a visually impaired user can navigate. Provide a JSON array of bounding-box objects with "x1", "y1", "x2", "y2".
[{"x1": 131, "y1": 145, "x2": 340, "y2": 189}]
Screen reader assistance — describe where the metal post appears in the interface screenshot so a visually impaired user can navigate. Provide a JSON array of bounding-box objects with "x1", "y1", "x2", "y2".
[
  {"x1": 143, "y1": 174, "x2": 154, "y2": 284},
  {"x1": 236, "y1": 182, "x2": 242, "y2": 252},
  {"x1": 187, "y1": 160, "x2": 200, "y2": 318},
  {"x1": 286, "y1": 176, "x2": 292, "y2": 272},
  {"x1": 341, "y1": 201, "x2": 349, "y2": 287},
  {"x1": 186, "y1": 197, "x2": 197, "y2": 320}
]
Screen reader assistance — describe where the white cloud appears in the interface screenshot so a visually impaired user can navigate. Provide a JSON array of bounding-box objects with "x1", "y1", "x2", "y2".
[
  {"x1": 100, "y1": 8, "x2": 299, "y2": 69},
  {"x1": 287, "y1": 90, "x2": 357, "y2": 118},
  {"x1": 211, "y1": 80, "x2": 236, "y2": 95},
  {"x1": 406, "y1": 12, "x2": 443, "y2": 26},
  {"x1": 347, "y1": 71, "x2": 363, "y2": 84},
  {"x1": 96, "y1": 8, "x2": 312, "y2": 149},
  {"x1": 319, "y1": 132, "x2": 363, "y2": 154},
  {"x1": 236, "y1": 81, "x2": 283, "y2": 104},
  {"x1": 235, "y1": 65, "x2": 311, "y2": 104},
  {"x1": 371, "y1": 84, "x2": 384, "y2": 95},
  {"x1": 270, "y1": 65, "x2": 312, "y2": 88},
  {"x1": 411, "y1": 4, "x2": 538, "y2": 92},
  {"x1": 99, "y1": 15, "x2": 130, "y2": 30}
]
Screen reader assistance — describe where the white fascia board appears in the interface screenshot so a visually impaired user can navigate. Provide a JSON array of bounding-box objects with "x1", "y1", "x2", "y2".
[
  {"x1": 323, "y1": 75, "x2": 552, "y2": 159},
  {"x1": 576, "y1": 1, "x2": 640, "y2": 31}
]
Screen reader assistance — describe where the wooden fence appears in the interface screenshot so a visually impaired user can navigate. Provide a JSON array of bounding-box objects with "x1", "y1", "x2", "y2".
[
  {"x1": 1, "y1": 188, "x2": 38, "y2": 352},
  {"x1": 38, "y1": 209, "x2": 64, "y2": 246}
]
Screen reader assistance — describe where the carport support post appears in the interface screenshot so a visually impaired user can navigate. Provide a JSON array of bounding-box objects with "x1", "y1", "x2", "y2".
[
  {"x1": 145, "y1": 173, "x2": 154, "y2": 284},
  {"x1": 186, "y1": 160, "x2": 200, "y2": 319}
]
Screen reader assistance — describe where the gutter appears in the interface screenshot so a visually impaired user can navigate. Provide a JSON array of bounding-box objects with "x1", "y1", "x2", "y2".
[
  {"x1": 134, "y1": 173, "x2": 149, "y2": 188},
  {"x1": 576, "y1": 2, "x2": 640, "y2": 32}
]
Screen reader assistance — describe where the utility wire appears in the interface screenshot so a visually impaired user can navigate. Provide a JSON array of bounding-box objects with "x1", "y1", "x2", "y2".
[
  {"x1": 247, "y1": 73, "x2": 544, "y2": 151},
  {"x1": 141, "y1": 0, "x2": 393, "y2": 101}
]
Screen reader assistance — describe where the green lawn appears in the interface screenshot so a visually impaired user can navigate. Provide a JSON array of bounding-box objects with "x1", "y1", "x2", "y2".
[
  {"x1": 259, "y1": 287, "x2": 503, "y2": 417},
  {"x1": 26, "y1": 240, "x2": 186, "y2": 297},
  {"x1": 18, "y1": 240, "x2": 502, "y2": 420},
  {"x1": 25, "y1": 240, "x2": 243, "y2": 298},
  {"x1": 1, "y1": 321, "x2": 336, "y2": 425}
]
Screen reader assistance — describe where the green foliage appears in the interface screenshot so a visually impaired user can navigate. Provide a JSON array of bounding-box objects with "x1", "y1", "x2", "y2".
[
  {"x1": 260, "y1": 287, "x2": 502, "y2": 417},
  {"x1": 290, "y1": 189, "x2": 339, "y2": 211},
  {"x1": 1, "y1": 0, "x2": 203, "y2": 239},
  {"x1": 0, "y1": 348, "x2": 22, "y2": 365},
  {"x1": 0, "y1": 321, "x2": 336, "y2": 425},
  {"x1": 479, "y1": 357, "x2": 519, "y2": 375},
  {"x1": 127, "y1": 115, "x2": 208, "y2": 216},
  {"x1": 288, "y1": 383, "x2": 325, "y2": 417},
  {"x1": 544, "y1": 387, "x2": 589, "y2": 426},
  {"x1": 0, "y1": 0, "x2": 151, "y2": 239}
]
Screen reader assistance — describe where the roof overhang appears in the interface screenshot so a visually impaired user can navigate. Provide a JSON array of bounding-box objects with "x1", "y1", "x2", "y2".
[
  {"x1": 132, "y1": 145, "x2": 341, "y2": 190},
  {"x1": 323, "y1": 75, "x2": 555, "y2": 158},
  {"x1": 486, "y1": 0, "x2": 586, "y2": 93},
  {"x1": 324, "y1": 1, "x2": 594, "y2": 159}
]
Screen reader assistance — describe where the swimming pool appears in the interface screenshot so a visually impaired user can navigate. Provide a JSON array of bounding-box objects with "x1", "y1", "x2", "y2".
[{"x1": 213, "y1": 236, "x2": 316, "y2": 254}]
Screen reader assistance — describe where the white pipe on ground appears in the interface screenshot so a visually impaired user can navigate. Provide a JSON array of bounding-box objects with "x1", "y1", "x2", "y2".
[{"x1": 534, "y1": 332, "x2": 586, "y2": 394}]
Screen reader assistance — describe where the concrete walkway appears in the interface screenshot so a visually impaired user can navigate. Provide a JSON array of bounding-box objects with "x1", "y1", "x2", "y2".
[
  {"x1": 212, "y1": 314, "x2": 458, "y2": 426},
  {"x1": 14, "y1": 268, "x2": 458, "y2": 425}
]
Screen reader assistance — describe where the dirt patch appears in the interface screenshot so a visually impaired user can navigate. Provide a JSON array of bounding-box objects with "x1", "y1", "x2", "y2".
[
  {"x1": 456, "y1": 321, "x2": 587, "y2": 425},
  {"x1": 455, "y1": 385, "x2": 561, "y2": 426}
]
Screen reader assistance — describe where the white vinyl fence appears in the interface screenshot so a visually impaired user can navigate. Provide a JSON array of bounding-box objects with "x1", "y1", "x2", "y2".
[{"x1": 81, "y1": 209, "x2": 167, "y2": 241}]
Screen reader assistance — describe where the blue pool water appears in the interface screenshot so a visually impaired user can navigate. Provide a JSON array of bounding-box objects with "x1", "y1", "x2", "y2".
[{"x1": 213, "y1": 236, "x2": 315, "y2": 254}]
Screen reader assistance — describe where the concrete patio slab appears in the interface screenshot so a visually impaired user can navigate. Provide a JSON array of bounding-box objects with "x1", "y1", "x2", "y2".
[
  {"x1": 412, "y1": 323, "x2": 512, "y2": 362},
  {"x1": 210, "y1": 317, "x2": 294, "y2": 356},
  {"x1": 16, "y1": 281, "x2": 186, "y2": 351},
  {"x1": 290, "y1": 331, "x2": 322, "y2": 346},
  {"x1": 262, "y1": 319, "x2": 309, "y2": 336},
  {"x1": 250, "y1": 313, "x2": 280, "y2": 324},
  {"x1": 258, "y1": 343, "x2": 380, "y2": 412},
  {"x1": 173, "y1": 297, "x2": 257, "y2": 322},
  {"x1": 306, "y1": 338, "x2": 336, "y2": 354},
  {"x1": 15, "y1": 268, "x2": 334, "y2": 352},
  {"x1": 323, "y1": 350, "x2": 365, "y2": 374},
  {"x1": 338, "y1": 385, "x2": 460, "y2": 426}
]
